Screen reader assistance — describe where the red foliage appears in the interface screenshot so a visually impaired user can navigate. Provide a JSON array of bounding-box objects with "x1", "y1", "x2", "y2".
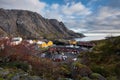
[{"x1": 0, "y1": 38, "x2": 62, "y2": 79}]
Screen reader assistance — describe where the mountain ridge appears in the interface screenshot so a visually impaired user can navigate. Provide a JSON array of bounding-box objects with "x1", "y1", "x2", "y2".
[{"x1": 0, "y1": 8, "x2": 84, "y2": 39}]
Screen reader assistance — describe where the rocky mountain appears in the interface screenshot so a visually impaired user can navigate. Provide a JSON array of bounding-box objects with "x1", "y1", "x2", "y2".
[{"x1": 0, "y1": 8, "x2": 84, "y2": 39}]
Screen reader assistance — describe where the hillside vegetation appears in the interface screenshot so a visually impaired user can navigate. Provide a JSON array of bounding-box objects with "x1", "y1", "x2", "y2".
[
  {"x1": 78, "y1": 36, "x2": 120, "y2": 80},
  {"x1": 0, "y1": 36, "x2": 120, "y2": 80}
]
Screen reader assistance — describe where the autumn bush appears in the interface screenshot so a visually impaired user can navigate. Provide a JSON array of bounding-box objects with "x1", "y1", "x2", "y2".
[{"x1": 0, "y1": 40, "x2": 62, "y2": 79}]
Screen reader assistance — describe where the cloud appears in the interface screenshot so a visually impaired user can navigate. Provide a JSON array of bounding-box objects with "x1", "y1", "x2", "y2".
[
  {"x1": 87, "y1": 30, "x2": 120, "y2": 33},
  {"x1": 69, "y1": 6, "x2": 120, "y2": 32},
  {"x1": 87, "y1": 0, "x2": 98, "y2": 6},
  {"x1": 108, "y1": 0, "x2": 120, "y2": 8},
  {"x1": 62, "y1": 2, "x2": 91, "y2": 16},
  {"x1": 51, "y1": 4, "x2": 59, "y2": 10},
  {"x1": 0, "y1": 0, "x2": 47, "y2": 13},
  {"x1": 43, "y1": 2, "x2": 91, "y2": 21},
  {"x1": 64, "y1": 6, "x2": 120, "y2": 33},
  {"x1": 64, "y1": 0, "x2": 74, "y2": 3}
]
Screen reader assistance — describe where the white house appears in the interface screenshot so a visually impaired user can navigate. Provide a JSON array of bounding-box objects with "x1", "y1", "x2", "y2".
[
  {"x1": 36, "y1": 41, "x2": 44, "y2": 45},
  {"x1": 26, "y1": 40, "x2": 34, "y2": 44},
  {"x1": 11, "y1": 37, "x2": 23, "y2": 45}
]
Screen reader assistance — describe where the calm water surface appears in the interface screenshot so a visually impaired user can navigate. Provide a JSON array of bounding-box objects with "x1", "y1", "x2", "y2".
[{"x1": 75, "y1": 33, "x2": 120, "y2": 41}]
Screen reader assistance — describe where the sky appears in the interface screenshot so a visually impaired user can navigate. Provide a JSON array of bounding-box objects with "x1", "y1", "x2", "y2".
[{"x1": 0, "y1": 0, "x2": 120, "y2": 33}]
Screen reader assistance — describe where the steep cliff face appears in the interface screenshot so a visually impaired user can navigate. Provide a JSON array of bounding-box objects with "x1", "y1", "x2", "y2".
[{"x1": 0, "y1": 8, "x2": 84, "y2": 39}]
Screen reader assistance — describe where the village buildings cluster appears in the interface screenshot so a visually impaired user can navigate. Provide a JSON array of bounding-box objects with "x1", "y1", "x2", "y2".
[
  {"x1": 0, "y1": 36, "x2": 95, "y2": 62},
  {"x1": 0, "y1": 37, "x2": 53, "y2": 48}
]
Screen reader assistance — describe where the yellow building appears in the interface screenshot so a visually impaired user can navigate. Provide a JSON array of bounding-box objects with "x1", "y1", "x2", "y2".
[
  {"x1": 33, "y1": 40, "x2": 37, "y2": 43},
  {"x1": 69, "y1": 40, "x2": 77, "y2": 45},
  {"x1": 35, "y1": 40, "x2": 53, "y2": 48},
  {"x1": 47, "y1": 41, "x2": 53, "y2": 47},
  {"x1": 39, "y1": 42, "x2": 48, "y2": 48}
]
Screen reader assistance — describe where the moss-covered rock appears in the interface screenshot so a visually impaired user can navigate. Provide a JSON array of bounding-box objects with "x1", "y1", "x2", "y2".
[
  {"x1": 80, "y1": 77, "x2": 91, "y2": 80},
  {"x1": 90, "y1": 73, "x2": 106, "y2": 80},
  {"x1": 72, "y1": 62, "x2": 92, "y2": 78},
  {"x1": 0, "y1": 69, "x2": 10, "y2": 79},
  {"x1": 0, "y1": 67, "x2": 43, "y2": 80}
]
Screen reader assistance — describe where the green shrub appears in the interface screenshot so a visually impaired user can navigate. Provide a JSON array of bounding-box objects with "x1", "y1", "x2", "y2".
[
  {"x1": 90, "y1": 65, "x2": 108, "y2": 77},
  {"x1": 7, "y1": 61, "x2": 29, "y2": 72},
  {"x1": 0, "y1": 78, "x2": 4, "y2": 80},
  {"x1": 80, "y1": 77, "x2": 91, "y2": 80},
  {"x1": 107, "y1": 76, "x2": 117, "y2": 80}
]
